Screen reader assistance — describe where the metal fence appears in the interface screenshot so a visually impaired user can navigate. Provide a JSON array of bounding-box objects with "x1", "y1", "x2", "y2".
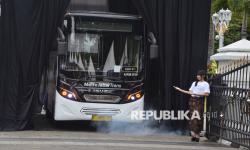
[{"x1": 207, "y1": 58, "x2": 250, "y2": 149}]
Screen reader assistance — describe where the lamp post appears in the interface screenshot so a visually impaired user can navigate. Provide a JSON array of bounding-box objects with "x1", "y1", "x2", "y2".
[{"x1": 212, "y1": 8, "x2": 232, "y2": 48}]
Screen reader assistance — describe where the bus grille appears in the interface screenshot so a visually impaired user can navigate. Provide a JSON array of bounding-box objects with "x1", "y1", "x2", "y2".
[
  {"x1": 83, "y1": 94, "x2": 121, "y2": 103},
  {"x1": 80, "y1": 108, "x2": 121, "y2": 115}
]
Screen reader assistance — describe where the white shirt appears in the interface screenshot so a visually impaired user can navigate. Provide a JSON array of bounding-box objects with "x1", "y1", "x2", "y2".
[{"x1": 189, "y1": 81, "x2": 210, "y2": 96}]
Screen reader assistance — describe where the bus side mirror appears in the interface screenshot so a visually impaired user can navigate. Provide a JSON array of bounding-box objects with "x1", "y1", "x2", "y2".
[
  {"x1": 150, "y1": 44, "x2": 158, "y2": 59},
  {"x1": 148, "y1": 32, "x2": 158, "y2": 59},
  {"x1": 58, "y1": 41, "x2": 67, "y2": 55},
  {"x1": 58, "y1": 27, "x2": 66, "y2": 41},
  {"x1": 57, "y1": 27, "x2": 67, "y2": 55}
]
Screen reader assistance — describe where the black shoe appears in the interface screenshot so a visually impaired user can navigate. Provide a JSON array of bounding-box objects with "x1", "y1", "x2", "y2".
[
  {"x1": 191, "y1": 137, "x2": 196, "y2": 142},
  {"x1": 195, "y1": 138, "x2": 200, "y2": 142}
]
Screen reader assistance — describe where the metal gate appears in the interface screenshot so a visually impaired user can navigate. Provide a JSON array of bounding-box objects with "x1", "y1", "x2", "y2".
[{"x1": 207, "y1": 58, "x2": 250, "y2": 149}]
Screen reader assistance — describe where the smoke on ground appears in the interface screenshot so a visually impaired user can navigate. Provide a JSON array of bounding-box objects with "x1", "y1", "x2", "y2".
[{"x1": 91, "y1": 120, "x2": 184, "y2": 136}]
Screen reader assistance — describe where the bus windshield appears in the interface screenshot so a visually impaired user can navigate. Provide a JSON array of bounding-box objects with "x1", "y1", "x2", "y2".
[{"x1": 58, "y1": 18, "x2": 143, "y2": 81}]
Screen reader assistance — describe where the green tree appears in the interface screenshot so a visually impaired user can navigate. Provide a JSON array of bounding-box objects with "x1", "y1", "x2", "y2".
[
  {"x1": 211, "y1": 0, "x2": 250, "y2": 52},
  {"x1": 228, "y1": 0, "x2": 250, "y2": 38}
]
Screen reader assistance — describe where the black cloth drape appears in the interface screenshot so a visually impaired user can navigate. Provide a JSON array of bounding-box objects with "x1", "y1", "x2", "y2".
[
  {"x1": 131, "y1": 0, "x2": 160, "y2": 111},
  {"x1": 112, "y1": 0, "x2": 211, "y2": 130},
  {"x1": 109, "y1": 0, "x2": 138, "y2": 14},
  {"x1": 0, "y1": 11, "x2": 1, "y2": 119},
  {"x1": 157, "y1": 0, "x2": 211, "y2": 130},
  {"x1": 0, "y1": 0, "x2": 69, "y2": 130}
]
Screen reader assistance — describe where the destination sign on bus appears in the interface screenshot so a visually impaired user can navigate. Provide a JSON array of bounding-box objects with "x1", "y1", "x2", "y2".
[{"x1": 83, "y1": 82, "x2": 122, "y2": 88}]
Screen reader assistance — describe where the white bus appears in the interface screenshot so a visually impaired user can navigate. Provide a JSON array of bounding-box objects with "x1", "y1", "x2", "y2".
[{"x1": 45, "y1": 11, "x2": 146, "y2": 122}]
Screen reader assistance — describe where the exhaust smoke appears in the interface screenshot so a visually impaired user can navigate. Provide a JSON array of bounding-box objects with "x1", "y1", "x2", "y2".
[{"x1": 91, "y1": 120, "x2": 184, "y2": 136}]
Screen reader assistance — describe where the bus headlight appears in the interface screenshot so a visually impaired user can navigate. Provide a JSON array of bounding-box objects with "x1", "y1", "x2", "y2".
[
  {"x1": 127, "y1": 91, "x2": 143, "y2": 101},
  {"x1": 59, "y1": 88, "x2": 77, "y2": 100}
]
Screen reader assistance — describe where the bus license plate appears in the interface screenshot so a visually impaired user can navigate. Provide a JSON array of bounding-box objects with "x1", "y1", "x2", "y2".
[{"x1": 92, "y1": 115, "x2": 112, "y2": 121}]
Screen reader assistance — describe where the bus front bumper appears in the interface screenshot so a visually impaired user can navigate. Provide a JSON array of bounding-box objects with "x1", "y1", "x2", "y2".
[{"x1": 54, "y1": 91, "x2": 144, "y2": 122}]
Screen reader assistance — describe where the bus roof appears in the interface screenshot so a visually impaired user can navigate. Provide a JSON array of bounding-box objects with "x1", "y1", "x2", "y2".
[{"x1": 66, "y1": 11, "x2": 142, "y2": 21}]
